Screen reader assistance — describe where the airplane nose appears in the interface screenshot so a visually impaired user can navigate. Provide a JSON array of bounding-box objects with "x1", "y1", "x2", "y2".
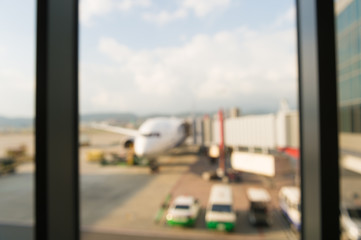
[
  {"x1": 135, "y1": 145, "x2": 145, "y2": 157},
  {"x1": 134, "y1": 137, "x2": 162, "y2": 157},
  {"x1": 134, "y1": 137, "x2": 151, "y2": 157},
  {"x1": 134, "y1": 142, "x2": 145, "y2": 157}
]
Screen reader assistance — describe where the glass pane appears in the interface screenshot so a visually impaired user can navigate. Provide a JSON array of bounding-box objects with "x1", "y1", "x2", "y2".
[
  {"x1": 0, "y1": 1, "x2": 36, "y2": 239},
  {"x1": 336, "y1": 0, "x2": 361, "y2": 239},
  {"x1": 79, "y1": 0, "x2": 300, "y2": 239}
]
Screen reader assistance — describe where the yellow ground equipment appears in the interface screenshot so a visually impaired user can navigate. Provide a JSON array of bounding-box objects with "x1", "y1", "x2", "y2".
[
  {"x1": 6, "y1": 145, "x2": 27, "y2": 159},
  {"x1": 0, "y1": 157, "x2": 17, "y2": 174},
  {"x1": 87, "y1": 150, "x2": 104, "y2": 162},
  {"x1": 126, "y1": 142, "x2": 135, "y2": 165}
]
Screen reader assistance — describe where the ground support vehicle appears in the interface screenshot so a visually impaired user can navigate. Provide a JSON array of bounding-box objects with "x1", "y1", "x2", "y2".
[
  {"x1": 247, "y1": 187, "x2": 272, "y2": 226},
  {"x1": 205, "y1": 184, "x2": 236, "y2": 232},
  {"x1": 166, "y1": 195, "x2": 200, "y2": 227},
  {"x1": 279, "y1": 186, "x2": 301, "y2": 231},
  {"x1": 340, "y1": 197, "x2": 361, "y2": 240}
]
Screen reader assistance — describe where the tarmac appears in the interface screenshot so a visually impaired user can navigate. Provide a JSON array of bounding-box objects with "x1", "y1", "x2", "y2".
[{"x1": 0, "y1": 130, "x2": 300, "y2": 240}]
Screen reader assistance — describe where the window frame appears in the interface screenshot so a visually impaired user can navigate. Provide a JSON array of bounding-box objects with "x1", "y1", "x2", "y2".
[
  {"x1": 35, "y1": 0, "x2": 340, "y2": 239},
  {"x1": 36, "y1": 0, "x2": 79, "y2": 239},
  {"x1": 297, "y1": 0, "x2": 340, "y2": 239}
]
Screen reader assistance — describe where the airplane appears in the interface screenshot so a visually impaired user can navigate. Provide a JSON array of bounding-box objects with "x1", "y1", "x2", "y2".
[{"x1": 91, "y1": 117, "x2": 190, "y2": 172}]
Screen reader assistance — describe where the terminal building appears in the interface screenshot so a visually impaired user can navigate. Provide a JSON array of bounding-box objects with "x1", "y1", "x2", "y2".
[
  {"x1": 336, "y1": 0, "x2": 361, "y2": 170},
  {"x1": 336, "y1": 0, "x2": 361, "y2": 134}
]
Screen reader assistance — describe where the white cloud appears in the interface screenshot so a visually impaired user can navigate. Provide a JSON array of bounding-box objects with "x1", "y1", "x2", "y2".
[
  {"x1": 183, "y1": 0, "x2": 231, "y2": 17},
  {"x1": 99, "y1": 37, "x2": 133, "y2": 63},
  {"x1": 81, "y1": 21, "x2": 297, "y2": 114},
  {"x1": 142, "y1": 0, "x2": 231, "y2": 25},
  {"x1": 80, "y1": 0, "x2": 152, "y2": 26},
  {"x1": 180, "y1": 34, "x2": 188, "y2": 42},
  {"x1": 273, "y1": 6, "x2": 296, "y2": 28},
  {"x1": 90, "y1": 89, "x2": 128, "y2": 110},
  {"x1": 80, "y1": 0, "x2": 230, "y2": 26},
  {"x1": 80, "y1": 0, "x2": 114, "y2": 26},
  {"x1": 143, "y1": 8, "x2": 188, "y2": 25},
  {"x1": 0, "y1": 68, "x2": 35, "y2": 117},
  {"x1": 118, "y1": 0, "x2": 151, "y2": 11}
]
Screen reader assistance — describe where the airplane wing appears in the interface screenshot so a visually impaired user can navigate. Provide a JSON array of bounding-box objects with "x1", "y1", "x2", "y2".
[{"x1": 90, "y1": 123, "x2": 139, "y2": 137}]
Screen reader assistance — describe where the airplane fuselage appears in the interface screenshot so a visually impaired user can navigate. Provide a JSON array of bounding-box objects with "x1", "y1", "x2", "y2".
[{"x1": 134, "y1": 117, "x2": 188, "y2": 158}]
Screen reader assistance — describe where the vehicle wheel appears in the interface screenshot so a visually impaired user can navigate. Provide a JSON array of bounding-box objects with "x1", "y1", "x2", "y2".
[
  {"x1": 150, "y1": 166, "x2": 159, "y2": 173},
  {"x1": 149, "y1": 159, "x2": 159, "y2": 173}
]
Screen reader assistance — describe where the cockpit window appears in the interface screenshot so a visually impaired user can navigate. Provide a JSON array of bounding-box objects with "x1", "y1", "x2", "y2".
[{"x1": 142, "y1": 132, "x2": 161, "y2": 137}]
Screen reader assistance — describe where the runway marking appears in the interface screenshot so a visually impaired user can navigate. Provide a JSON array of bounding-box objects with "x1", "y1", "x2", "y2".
[{"x1": 154, "y1": 194, "x2": 172, "y2": 224}]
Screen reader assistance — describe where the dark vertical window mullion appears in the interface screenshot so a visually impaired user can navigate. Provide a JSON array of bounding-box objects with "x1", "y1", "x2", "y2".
[
  {"x1": 316, "y1": 1, "x2": 340, "y2": 238},
  {"x1": 297, "y1": 0, "x2": 340, "y2": 239},
  {"x1": 73, "y1": 1, "x2": 80, "y2": 239},
  {"x1": 35, "y1": 0, "x2": 79, "y2": 239},
  {"x1": 35, "y1": 0, "x2": 48, "y2": 239}
]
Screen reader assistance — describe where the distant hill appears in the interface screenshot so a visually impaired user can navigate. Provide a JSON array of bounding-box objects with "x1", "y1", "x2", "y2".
[
  {"x1": 2, "y1": 110, "x2": 269, "y2": 129},
  {"x1": 80, "y1": 113, "x2": 138, "y2": 123},
  {"x1": 0, "y1": 113, "x2": 139, "y2": 129},
  {"x1": 141, "y1": 111, "x2": 210, "y2": 119},
  {"x1": 82, "y1": 111, "x2": 212, "y2": 122},
  {"x1": 0, "y1": 116, "x2": 33, "y2": 129}
]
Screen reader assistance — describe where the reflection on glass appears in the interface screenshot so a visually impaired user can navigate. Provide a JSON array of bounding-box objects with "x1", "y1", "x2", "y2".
[
  {"x1": 80, "y1": 0, "x2": 299, "y2": 239},
  {"x1": 336, "y1": 0, "x2": 361, "y2": 240},
  {"x1": 0, "y1": 0, "x2": 36, "y2": 239}
]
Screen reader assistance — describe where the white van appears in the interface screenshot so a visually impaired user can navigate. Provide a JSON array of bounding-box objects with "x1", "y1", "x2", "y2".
[
  {"x1": 205, "y1": 184, "x2": 236, "y2": 232},
  {"x1": 247, "y1": 187, "x2": 272, "y2": 226},
  {"x1": 278, "y1": 186, "x2": 301, "y2": 231}
]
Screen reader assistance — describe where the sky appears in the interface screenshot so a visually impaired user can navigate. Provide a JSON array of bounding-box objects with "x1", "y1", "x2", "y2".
[{"x1": 0, "y1": 0, "x2": 297, "y2": 118}]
